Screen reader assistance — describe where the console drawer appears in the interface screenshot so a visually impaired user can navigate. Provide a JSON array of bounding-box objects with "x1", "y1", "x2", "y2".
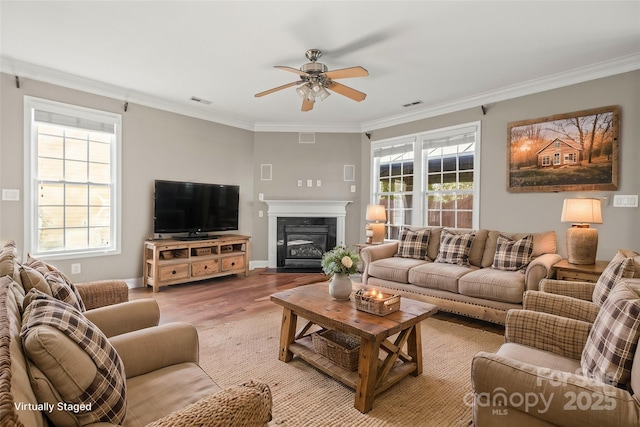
[
  {"x1": 221, "y1": 255, "x2": 244, "y2": 271},
  {"x1": 192, "y1": 259, "x2": 219, "y2": 276},
  {"x1": 159, "y1": 263, "x2": 190, "y2": 282}
]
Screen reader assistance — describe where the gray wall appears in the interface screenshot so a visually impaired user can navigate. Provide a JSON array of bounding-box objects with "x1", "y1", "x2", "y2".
[
  {"x1": 1, "y1": 70, "x2": 638, "y2": 283},
  {"x1": 365, "y1": 70, "x2": 640, "y2": 260},
  {"x1": 0, "y1": 73, "x2": 254, "y2": 284},
  {"x1": 251, "y1": 132, "x2": 363, "y2": 263}
]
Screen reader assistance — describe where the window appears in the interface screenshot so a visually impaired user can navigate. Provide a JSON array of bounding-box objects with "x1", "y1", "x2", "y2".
[
  {"x1": 24, "y1": 97, "x2": 121, "y2": 259},
  {"x1": 372, "y1": 139, "x2": 415, "y2": 239},
  {"x1": 422, "y1": 126, "x2": 477, "y2": 228},
  {"x1": 371, "y1": 122, "x2": 480, "y2": 239}
]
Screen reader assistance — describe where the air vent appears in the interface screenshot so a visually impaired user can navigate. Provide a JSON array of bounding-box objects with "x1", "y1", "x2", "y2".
[
  {"x1": 190, "y1": 96, "x2": 212, "y2": 105},
  {"x1": 299, "y1": 132, "x2": 315, "y2": 144},
  {"x1": 402, "y1": 100, "x2": 423, "y2": 108}
]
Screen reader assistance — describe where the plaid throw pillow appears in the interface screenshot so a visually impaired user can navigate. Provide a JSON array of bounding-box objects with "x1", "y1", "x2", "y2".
[
  {"x1": 581, "y1": 279, "x2": 640, "y2": 388},
  {"x1": 435, "y1": 229, "x2": 475, "y2": 266},
  {"x1": 592, "y1": 252, "x2": 635, "y2": 307},
  {"x1": 396, "y1": 228, "x2": 430, "y2": 259},
  {"x1": 491, "y1": 234, "x2": 534, "y2": 272},
  {"x1": 21, "y1": 292, "x2": 127, "y2": 424},
  {"x1": 25, "y1": 255, "x2": 86, "y2": 311}
]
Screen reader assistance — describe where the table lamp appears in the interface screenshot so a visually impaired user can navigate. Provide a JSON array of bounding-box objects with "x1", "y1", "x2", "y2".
[
  {"x1": 560, "y1": 198, "x2": 602, "y2": 265},
  {"x1": 366, "y1": 204, "x2": 387, "y2": 244}
]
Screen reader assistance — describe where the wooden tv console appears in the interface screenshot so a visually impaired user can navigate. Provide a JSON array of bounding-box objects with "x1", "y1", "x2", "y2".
[{"x1": 143, "y1": 235, "x2": 250, "y2": 292}]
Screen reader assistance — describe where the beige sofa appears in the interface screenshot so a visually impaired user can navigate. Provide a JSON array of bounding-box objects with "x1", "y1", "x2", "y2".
[
  {"x1": 0, "y1": 241, "x2": 272, "y2": 426},
  {"x1": 359, "y1": 227, "x2": 561, "y2": 324}
]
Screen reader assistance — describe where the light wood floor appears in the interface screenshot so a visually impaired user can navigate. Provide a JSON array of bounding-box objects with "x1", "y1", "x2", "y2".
[{"x1": 129, "y1": 268, "x2": 505, "y2": 334}]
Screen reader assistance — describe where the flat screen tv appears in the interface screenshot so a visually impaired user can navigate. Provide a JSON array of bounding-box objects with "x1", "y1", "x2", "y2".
[{"x1": 154, "y1": 180, "x2": 239, "y2": 238}]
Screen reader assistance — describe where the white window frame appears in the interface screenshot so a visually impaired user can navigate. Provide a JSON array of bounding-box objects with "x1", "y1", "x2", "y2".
[
  {"x1": 24, "y1": 96, "x2": 122, "y2": 260},
  {"x1": 371, "y1": 121, "x2": 481, "y2": 237}
]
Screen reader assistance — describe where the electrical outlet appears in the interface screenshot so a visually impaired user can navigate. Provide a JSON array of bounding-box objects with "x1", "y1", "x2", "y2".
[
  {"x1": 258, "y1": 193, "x2": 264, "y2": 201},
  {"x1": 258, "y1": 210, "x2": 263, "y2": 218},
  {"x1": 71, "y1": 263, "x2": 81, "y2": 275},
  {"x1": 350, "y1": 185, "x2": 356, "y2": 193}
]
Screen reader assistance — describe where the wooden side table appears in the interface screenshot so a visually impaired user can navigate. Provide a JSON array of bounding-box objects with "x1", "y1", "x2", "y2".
[
  {"x1": 354, "y1": 243, "x2": 374, "y2": 273},
  {"x1": 553, "y1": 259, "x2": 609, "y2": 283}
]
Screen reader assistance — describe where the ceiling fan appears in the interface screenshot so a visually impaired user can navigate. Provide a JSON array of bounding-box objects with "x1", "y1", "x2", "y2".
[{"x1": 255, "y1": 49, "x2": 369, "y2": 112}]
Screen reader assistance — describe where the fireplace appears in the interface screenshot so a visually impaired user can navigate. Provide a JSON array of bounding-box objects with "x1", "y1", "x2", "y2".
[
  {"x1": 264, "y1": 200, "x2": 351, "y2": 269},
  {"x1": 277, "y1": 217, "x2": 337, "y2": 270}
]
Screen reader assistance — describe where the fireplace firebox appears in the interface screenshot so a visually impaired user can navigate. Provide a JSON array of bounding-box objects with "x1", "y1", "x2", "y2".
[{"x1": 277, "y1": 217, "x2": 337, "y2": 271}]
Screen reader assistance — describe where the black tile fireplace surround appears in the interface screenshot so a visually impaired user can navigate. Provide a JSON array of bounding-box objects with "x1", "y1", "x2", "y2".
[{"x1": 277, "y1": 217, "x2": 337, "y2": 271}]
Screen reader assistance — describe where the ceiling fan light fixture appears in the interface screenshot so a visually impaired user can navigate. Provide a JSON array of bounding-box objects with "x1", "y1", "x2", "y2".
[
  {"x1": 296, "y1": 84, "x2": 311, "y2": 98},
  {"x1": 318, "y1": 86, "x2": 330, "y2": 100},
  {"x1": 304, "y1": 90, "x2": 315, "y2": 102}
]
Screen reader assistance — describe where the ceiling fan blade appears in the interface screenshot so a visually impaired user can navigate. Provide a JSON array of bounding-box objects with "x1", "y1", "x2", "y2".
[
  {"x1": 274, "y1": 66, "x2": 308, "y2": 77},
  {"x1": 301, "y1": 98, "x2": 314, "y2": 112},
  {"x1": 323, "y1": 66, "x2": 369, "y2": 80},
  {"x1": 326, "y1": 81, "x2": 367, "y2": 102},
  {"x1": 255, "y1": 81, "x2": 301, "y2": 97}
]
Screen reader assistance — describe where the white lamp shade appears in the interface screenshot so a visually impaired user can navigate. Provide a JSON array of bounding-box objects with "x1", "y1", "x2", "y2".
[
  {"x1": 365, "y1": 204, "x2": 386, "y2": 222},
  {"x1": 560, "y1": 199, "x2": 602, "y2": 224}
]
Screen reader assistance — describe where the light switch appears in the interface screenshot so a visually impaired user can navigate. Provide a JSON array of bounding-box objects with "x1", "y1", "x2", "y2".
[
  {"x1": 317, "y1": 180, "x2": 322, "y2": 187},
  {"x1": 350, "y1": 185, "x2": 356, "y2": 193},
  {"x1": 613, "y1": 195, "x2": 639, "y2": 207},
  {"x1": 258, "y1": 210, "x2": 264, "y2": 218},
  {"x1": 297, "y1": 180, "x2": 302, "y2": 187},
  {"x1": 307, "y1": 179, "x2": 313, "y2": 187}
]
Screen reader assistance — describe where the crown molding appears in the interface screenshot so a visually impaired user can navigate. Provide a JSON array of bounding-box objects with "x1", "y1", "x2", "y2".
[
  {"x1": 0, "y1": 56, "x2": 255, "y2": 131},
  {"x1": 252, "y1": 121, "x2": 361, "y2": 133},
  {"x1": 3, "y1": 53, "x2": 638, "y2": 134},
  {"x1": 360, "y1": 53, "x2": 640, "y2": 132}
]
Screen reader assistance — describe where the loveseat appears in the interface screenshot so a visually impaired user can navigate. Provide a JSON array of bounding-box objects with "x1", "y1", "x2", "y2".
[
  {"x1": 359, "y1": 227, "x2": 561, "y2": 324},
  {"x1": 0, "y1": 241, "x2": 272, "y2": 426}
]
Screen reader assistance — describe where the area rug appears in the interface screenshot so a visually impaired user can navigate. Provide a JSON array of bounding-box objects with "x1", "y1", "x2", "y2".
[{"x1": 198, "y1": 310, "x2": 503, "y2": 426}]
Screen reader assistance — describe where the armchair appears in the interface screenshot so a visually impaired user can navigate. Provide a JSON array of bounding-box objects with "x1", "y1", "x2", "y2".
[
  {"x1": 471, "y1": 279, "x2": 640, "y2": 427},
  {"x1": 524, "y1": 250, "x2": 639, "y2": 323}
]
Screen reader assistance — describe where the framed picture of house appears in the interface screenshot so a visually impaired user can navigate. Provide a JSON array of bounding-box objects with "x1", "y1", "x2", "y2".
[{"x1": 507, "y1": 106, "x2": 619, "y2": 193}]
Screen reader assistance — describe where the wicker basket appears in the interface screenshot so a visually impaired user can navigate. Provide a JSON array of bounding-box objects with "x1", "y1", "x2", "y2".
[
  {"x1": 354, "y1": 288, "x2": 401, "y2": 316},
  {"x1": 194, "y1": 247, "x2": 211, "y2": 256},
  {"x1": 311, "y1": 330, "x2": 360, "y2": 371}
]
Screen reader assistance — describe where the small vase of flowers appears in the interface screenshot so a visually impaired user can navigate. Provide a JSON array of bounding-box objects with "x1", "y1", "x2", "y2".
[{"x1": 321, "y1": 246, "x2": 360, "y2": 301}]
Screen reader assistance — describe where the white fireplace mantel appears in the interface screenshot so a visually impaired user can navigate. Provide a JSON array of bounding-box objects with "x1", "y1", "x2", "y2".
[{"x1": 264, "y1": 200, "x2": 352, "y2": 268}]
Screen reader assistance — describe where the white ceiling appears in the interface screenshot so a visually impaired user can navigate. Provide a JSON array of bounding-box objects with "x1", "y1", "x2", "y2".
[{"x1": 1, "y1": 1, "x2": 639, "y2": 132}]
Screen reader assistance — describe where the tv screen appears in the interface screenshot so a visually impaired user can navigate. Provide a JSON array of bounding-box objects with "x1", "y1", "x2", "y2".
[{"x1": 154, "y1": 180, "x2": 239, "y2": 236}]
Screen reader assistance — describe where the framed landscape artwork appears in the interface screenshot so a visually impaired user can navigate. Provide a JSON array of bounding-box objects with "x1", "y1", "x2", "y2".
[{"x1": 507, "y1": 106, "x2": 619, "y2": 193}]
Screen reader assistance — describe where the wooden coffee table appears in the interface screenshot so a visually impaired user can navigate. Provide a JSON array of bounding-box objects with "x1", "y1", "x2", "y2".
[{"x1": 270, "y1": 282, "x2": 438, "y2": 413}]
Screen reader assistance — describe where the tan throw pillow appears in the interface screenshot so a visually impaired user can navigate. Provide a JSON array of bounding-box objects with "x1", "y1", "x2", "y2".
[
  {"x1": 21, "y1": 291, "x2": 127, "y2": 425},
  {"x1": 19, "y1": 265, "x2": 53, "y2": 296},
  {"x1": 491, "y1": 234, "x2": 534, "y2": 272},
  {"x1": 395, "y1": 228, "x2": 430, "y2": 260},
  {"x1": 435, "y1": 229, "x2": 475, "y2": 266},
  {"x1": 24, "y1": 255, "x2": 86, "y2": 311},
  {"x1": 581, "y1": 279, "x2": 640, "y2": 388},
  {"x1": 592, "y1": 251, "x2": 636, "y2": 307}
]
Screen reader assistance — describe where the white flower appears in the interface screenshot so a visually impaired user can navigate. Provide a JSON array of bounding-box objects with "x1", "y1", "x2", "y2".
[{"x1": 341, "y1": 256, "x2": 353, "y2": 268}]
